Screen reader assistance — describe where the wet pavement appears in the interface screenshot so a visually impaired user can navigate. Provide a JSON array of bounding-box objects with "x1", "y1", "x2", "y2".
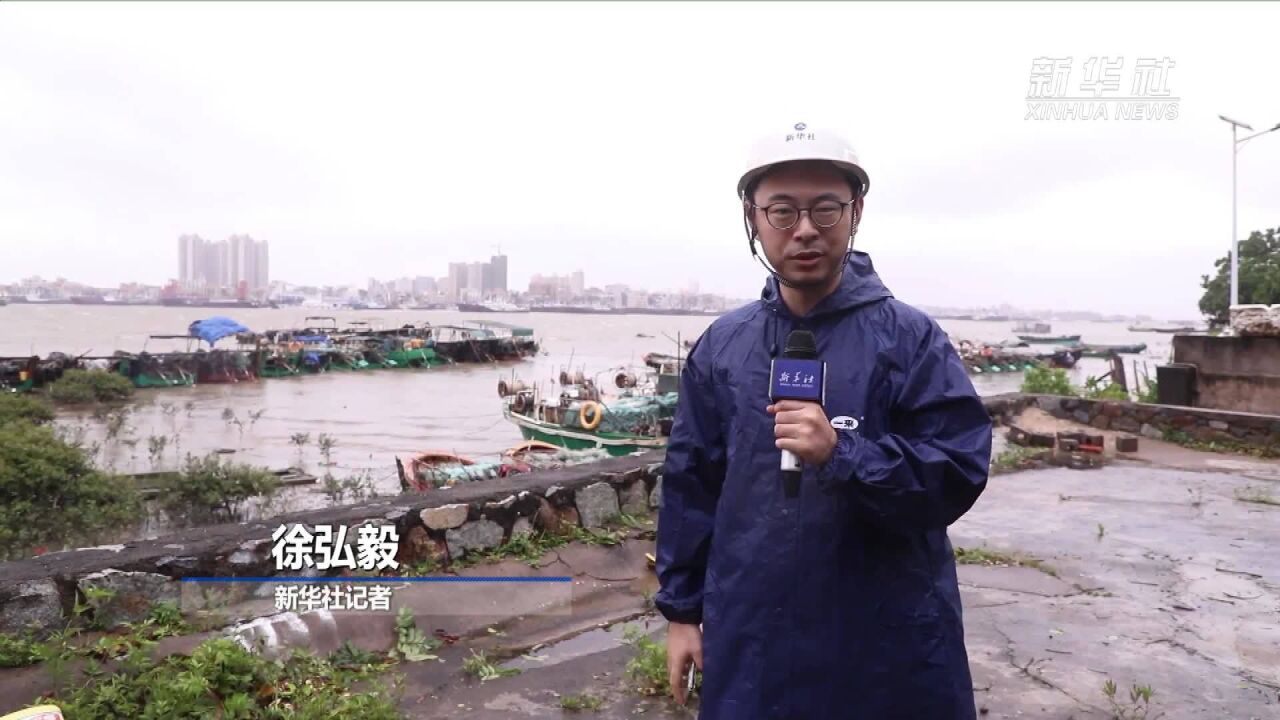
[{"x1": 4, "y1": 428, "x2": 1278, "y2": 718}]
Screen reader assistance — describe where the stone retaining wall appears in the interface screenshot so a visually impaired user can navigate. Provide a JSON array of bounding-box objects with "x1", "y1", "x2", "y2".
[
  {"x1": 0, "y1": 451, "x2": 664, "y2": 635},
  {"x1": 984, "y1": 392, "x2": 1280, "y2": 449},
  {"x1": 6, "y1": 393, "x2": 1276, "y2": 635}
]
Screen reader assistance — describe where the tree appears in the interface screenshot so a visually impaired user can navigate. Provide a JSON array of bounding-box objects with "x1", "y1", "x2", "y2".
[{"x1": 1200, "y1": 226, "x2": 1280, "y2": 326}]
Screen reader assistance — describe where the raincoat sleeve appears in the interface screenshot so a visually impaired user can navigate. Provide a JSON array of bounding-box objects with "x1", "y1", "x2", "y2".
[
  {"x1": 817, "y1": 318, "x2": 992, "y2": 532},
  {"x1": 654, "y1": 337, "x2": 726, "y2": 625}
]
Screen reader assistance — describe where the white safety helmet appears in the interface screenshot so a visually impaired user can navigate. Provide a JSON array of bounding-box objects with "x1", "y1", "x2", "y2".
[{"x1": 736, "y1": 122, "x2": 870, "y2": 201}]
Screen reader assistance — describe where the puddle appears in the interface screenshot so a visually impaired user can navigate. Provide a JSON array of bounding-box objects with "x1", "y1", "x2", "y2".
[{"x1": 499, "y1": 616, "x2": 661, "y2": 672}]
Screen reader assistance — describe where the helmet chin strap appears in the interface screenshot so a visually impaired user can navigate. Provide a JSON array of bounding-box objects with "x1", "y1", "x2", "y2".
[{"x1": 743, "y1": 205, "x2": 861, "y2": 291}]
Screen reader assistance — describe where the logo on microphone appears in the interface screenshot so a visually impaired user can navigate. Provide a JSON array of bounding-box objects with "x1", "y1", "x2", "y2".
[{"x1": 830, "y1": 416, "x2": 859, "y2": 431}]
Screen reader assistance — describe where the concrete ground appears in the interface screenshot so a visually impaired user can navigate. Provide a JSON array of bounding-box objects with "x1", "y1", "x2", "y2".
[{"x1": 4, "y1": 418, "x2": 1279, "y2": 718}]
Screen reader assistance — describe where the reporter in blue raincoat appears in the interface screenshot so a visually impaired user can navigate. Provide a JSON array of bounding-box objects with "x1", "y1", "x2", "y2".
[{"x1": 655, "y1": 124, "x2": 993, "y2": 719}]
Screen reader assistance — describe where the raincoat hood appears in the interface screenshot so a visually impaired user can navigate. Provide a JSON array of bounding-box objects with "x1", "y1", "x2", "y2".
[{"x1": 759, "y1": 250, "x2": 893, "y2": 319}]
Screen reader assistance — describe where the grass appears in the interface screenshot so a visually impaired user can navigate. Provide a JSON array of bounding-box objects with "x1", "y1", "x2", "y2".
[
  {"x1": 560, "y1": 692, "x2": 605, "y2": 711},
  {"x1": 1103, "y1": 679, "x2": 1160, "y2": 719},
  {"x1": 462, "y1": 649, "x2": 520, "y2": 682},
  {"x1": 451, "y1": 520, "x2": 632, "y2": 569},
  {"x1": 0, "y1": 631, "x2": 44, "y2": 668},
  {"x1": 3, "y1": 600, "x2": 406, "y2": 718},
  {"x1": 1233, "y1": 486, "x2": 1280, "y2": 507},
  {"x1": 1162, "y1": 428, "x2": 1280, "y2": 459},
  {"x1": 991, "y1": 446, "x2": 1050, "y2": 474},
  {"x1": 621, "y1": 626, "x2": 673, "y2": 697},
  {"x1": 954, "y1": 546, "x2": 1058, "y2": 577}
]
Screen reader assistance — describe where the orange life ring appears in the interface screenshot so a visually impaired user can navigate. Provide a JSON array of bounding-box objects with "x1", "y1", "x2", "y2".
[
  {"x1": 579, "y1": 401, "x2": 603, "y2": 430},
  {"x1": 288, "y1": 341, "x2": 303, "y2": 353}
]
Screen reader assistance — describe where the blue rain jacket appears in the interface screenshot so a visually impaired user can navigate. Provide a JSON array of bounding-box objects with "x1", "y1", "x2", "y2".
[{"x1": 656, "y1": 252, "x2": 992, "y2": 719}]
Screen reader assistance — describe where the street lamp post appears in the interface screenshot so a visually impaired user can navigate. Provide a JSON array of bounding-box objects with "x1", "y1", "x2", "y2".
[{"x1": 1218, "y1": 115, "x2": 1280, "y2": 310}]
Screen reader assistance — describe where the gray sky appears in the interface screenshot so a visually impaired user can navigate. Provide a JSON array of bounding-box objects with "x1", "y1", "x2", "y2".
[{"x1": 2, "y1": 2, "x2": 1279, "y2": 320}]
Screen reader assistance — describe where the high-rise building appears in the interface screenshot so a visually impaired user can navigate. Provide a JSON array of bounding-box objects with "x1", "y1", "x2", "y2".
[
  {"x1": 448, "y1": 263, "x2": 467, "y2": 301},
  {"x1": 571, "y1": 270, "x2": 585, "y2": 295},
  {"x1": 254, "y1": 240, "x2": 269, "y2": 291},
  {"x1": 178, "y1": 234, "x2": 204, "y2": 286},
  {"x1": 176, "y1": 234, "x2": 269, "y2": 296},
  {"x1": 466, "y1": 263, "x2": 484, "y2": 295},
  {"x1": 487, "y1": 254, "x2": 508, "y2": 294}
]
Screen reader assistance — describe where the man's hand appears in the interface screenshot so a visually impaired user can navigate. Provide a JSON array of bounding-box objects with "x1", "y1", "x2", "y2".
[
  {"x1": 666, "y1": 622, "x2": 702, "y2": 705},
  {"x1": 768, "y1": 399, "x2": 838, "y2": 465}
]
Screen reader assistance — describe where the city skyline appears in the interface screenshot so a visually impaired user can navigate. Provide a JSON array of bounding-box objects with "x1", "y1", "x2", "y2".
[{"x1": 4, "y1": 6, "x2": 1279, "y2": 320}]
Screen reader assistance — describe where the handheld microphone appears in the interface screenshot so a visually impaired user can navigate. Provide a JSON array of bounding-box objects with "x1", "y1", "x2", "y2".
[{"x1": 769, "y1": 330, "x2": 826, "y2": 499}]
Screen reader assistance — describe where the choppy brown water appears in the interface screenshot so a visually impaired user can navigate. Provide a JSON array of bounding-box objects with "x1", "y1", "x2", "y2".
[{"x1": 1, "y1": 304, "x2": 1172, "y2": 519}]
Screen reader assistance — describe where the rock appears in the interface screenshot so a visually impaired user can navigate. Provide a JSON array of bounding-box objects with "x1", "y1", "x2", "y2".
[
  {"x1": 575, "y1": 482, "x2": 621, "y2": 529},
  {"x1": 1062, "y1": 398, "x2": 1080, "y2": 411},
  {"x1": 646, "y1": 463, "x2": 664, "y2": 477},
  {"x1": 483, "y1": 495, "x2": 519, "y2": 527},
  {"x1": 1072, "y1": 410, "x2": 1091, "y2": 424},
  {"x1": 487, "y1": 494, "x2": 517, "y2": 511},
  {"x1": 421, "y1": 503, "x2": 468, "y2": 530},
  {"x1": 1090, "y1": 415, "x2": 1112, "y2": 430},
  {"x1": 1171, "y1": 414, "x2": 1196, "y2": 428},
  {"x1": 511, "y1": 517, "x2": 534, "y2": 539},
  {"x1": 445, "y1": 520, "x2": 504, "y2": 558},
  {"x1": 1208, "y1": 420, "x2": 1229, "y2": 431},
  {"x1": 1229, "y1": 425, "x2": 1250, "y2": 439},
  {"x1": 156, "y1": 555, "x2": 200, "y2": 573},
  {"x1": 396, "y1": 525, "x2": 448, "y2": 567},
  {"x1": 383, "y1": 506, "x2": 411, "y2": 523},
  {"x1": 1034, "y1": 395, "x2": 1058, "y2": 413},
  {"x1": 534, "y1": 497, "x2": 578, "y2": 534},
  {"x1": 1102, "y1": 403, "x2": 1123, "y2": 418},
  {"x1": 619, "y1": 481, "x2": 649, "y2": 516},
  {"x1": 1230, "y1": 304, "x2": 1280, "y2": 336},
  {"x1": 1112, "y1": 417, "x2": 1140, "y2": 433},
  {"x1": 650, "y1": 477, "x2": 663, "y2": 509},
  {"x1": 0, "y1": 579, "x2": 64, "y2": 635},
  {"x1": 78, "y1": 570, "x2": 178, "y2": 628},
  {"x1": 1140, "y1": 423, "x2": 1163, "y2": 440}
]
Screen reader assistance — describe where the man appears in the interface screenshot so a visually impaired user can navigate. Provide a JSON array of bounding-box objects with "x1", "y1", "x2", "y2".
[{"x1": 655, "y1": 124, "x2": 993, "y2": 719}]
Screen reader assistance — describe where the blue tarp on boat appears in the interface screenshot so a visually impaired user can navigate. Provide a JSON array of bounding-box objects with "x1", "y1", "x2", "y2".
[{"x1": 188, "y1": 316, "x2": 250, "y2": 345}]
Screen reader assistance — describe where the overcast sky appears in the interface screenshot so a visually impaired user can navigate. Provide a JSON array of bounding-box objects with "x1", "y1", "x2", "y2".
[{"x1": 2, "y1": 2, "x2": 1279, "y2": 320}]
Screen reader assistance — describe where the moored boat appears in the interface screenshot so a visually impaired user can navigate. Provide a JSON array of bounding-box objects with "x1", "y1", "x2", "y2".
[
  {"x1": 499, "y1": 356, "x2": 679, "y2": 456},
  {"x1": 1017, "y1": 334, "x2": 1081, "y2": 344},
  {"x1": 1079, "y1": 343, "x2": 1148, "y2": 357}
]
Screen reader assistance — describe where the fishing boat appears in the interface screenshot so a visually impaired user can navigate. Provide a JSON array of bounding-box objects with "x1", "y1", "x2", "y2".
[
  {"x1": 398, "y1": 444, "x2": 612, "y2": 491},
  {"x1": 954, "y1": 339, "x2": 1081, "y2": 375},
  {"x1": 1079, "y1": 343, "x2": 1148, "y2": 357},
  {"x1": 111, "y1": 352, "x2": 197, "y2": 388},
  {"x1": 499, "y1": 358, "x2": 679, "y2": 456},
  {"x1": 1128, "y1": 325, "x2": 1197, "y2": 333},
  {"x1": 1016, "y1": 334, "x2": 1081, "y2": 344},
  {"x1": 1012, "y1": 321, "x2": 1051, "y2": 334}
]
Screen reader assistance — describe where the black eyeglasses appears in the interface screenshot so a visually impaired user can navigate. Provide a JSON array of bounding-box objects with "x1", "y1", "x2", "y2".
[{"x1": 751, "y1": 198, "x2": 855, "y2": 230}]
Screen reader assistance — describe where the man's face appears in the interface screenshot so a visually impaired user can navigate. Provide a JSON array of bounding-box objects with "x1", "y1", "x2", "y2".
[{"x1": 749, "y1": 161, "x2": 862, "y2": 289}]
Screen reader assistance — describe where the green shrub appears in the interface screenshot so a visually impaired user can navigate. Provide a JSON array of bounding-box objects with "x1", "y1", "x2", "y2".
[
  {"x1": 1137, "y1": 378, "x2": 1159, "y2": 404},
  {"x1": 1082, "y1": 375, "x2": 1130, "y2": 401},
  {"x1": 49, "y1": 637, "x2": 403, "y2": 719},
  {"x1": 48, "y1": 370, "x2": 134, "y2": 405},
  {"x1": 1020, "y1": 367, "x2": 1076, "y2": 396},
  {"x1": 0, "y1": 421, "x2": 142, "y2": 559},
  {"x1": 0, "y1": 632, "x2": 44, "y2": 668},
  {"x1": 0, "y1": 393, "x2": 55, "y2": 426},
  {"x1": 157, "y1": 454, "x2": 279, "y2": 525}
]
